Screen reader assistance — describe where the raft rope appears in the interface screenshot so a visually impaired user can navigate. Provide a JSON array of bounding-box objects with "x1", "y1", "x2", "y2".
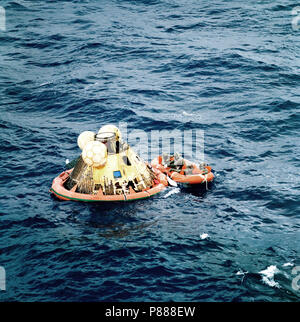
[
  {"x1": 196, "y1": 173, "x2": 208, "y2": 190},
  {"x1": 203, "y1": 173, "x2": 208, "y2": 190}
]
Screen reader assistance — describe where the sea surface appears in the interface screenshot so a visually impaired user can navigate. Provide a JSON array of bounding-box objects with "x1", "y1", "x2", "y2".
[{"x1": 0, "y1": 0, "x2": 300, "y2": 302}]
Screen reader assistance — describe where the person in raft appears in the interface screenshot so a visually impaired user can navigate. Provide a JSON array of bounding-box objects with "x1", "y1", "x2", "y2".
[{"x1": 161, "y1": 152, "x2": 208, "y2": 175}]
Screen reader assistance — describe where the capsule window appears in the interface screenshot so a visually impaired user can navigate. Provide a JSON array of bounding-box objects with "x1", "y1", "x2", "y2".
[
  {"x1": 122, "y1": 156, "x2": 131, "y2": 166},
  {"x1": 113, "y1": 170, "x2": 122, "y2": 178}
]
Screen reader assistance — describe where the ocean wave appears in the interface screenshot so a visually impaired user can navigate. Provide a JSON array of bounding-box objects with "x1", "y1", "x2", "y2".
[{"x1": 1, "y1": 0, "x2": 299, "y2": 302}]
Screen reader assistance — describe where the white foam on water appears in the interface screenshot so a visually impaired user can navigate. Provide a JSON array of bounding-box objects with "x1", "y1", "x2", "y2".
[
  {"x1": 200, "y1": 233, "x2": 209, "y2": 240},
  {"x1": 163, "y1": 188, "x2": 180, "y2": 198},
  {"x1": 236, "y1": 270, "x2": 248, "y2": 283},
  {"x1": 283, "y1": 262, "x2": 294, "y2": 267},
  {"x1": 236, "y1": 270, "x2": 248, "y2": 276},
  {"x1": 65, "y1": 159, "x2": 70, "y2": 165},
  {"x1": 39, "y1": 81, "x2": 51, "y2": 87},
  {"x1": 259, "y1": 265, "x2": 280, "y2": 288},
  {"x1": 182, "y1": 111, "x2": 194, "y2": 116}
]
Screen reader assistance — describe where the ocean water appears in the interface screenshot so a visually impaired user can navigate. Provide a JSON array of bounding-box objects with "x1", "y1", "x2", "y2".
[{"x1": 0, "y1": 0, "x2": 300, "y2": 302}]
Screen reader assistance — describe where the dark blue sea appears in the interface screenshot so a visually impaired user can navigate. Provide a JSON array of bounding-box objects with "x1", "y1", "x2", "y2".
[{"x1": 0, "y1": 0, "x2": 300, "y2": 302}]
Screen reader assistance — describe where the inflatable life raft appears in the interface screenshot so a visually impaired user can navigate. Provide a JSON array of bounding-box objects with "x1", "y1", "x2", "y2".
[
  {"x1": 151, "y1": 153, "x2": 214, "y2": 185},
  {"x1": 50, "y1": 125, "x2": 168, "y2": 202},
  {"x1": 50, "y1": 167, "x2": 167, "y2": 202}
]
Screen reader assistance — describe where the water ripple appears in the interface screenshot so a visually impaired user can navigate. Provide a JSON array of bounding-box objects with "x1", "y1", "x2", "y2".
[{"x1": 0, "y1": 0, "x2": 299, "y2": 302}]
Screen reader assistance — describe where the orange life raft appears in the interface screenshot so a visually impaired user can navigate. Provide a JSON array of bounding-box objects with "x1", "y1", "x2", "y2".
[
  {"x1": 50, "y1": 166, "x2": 168, "y2": 202},
  {"x1": 151, "y1": 155, "x2": 214, "y2": 185}
]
